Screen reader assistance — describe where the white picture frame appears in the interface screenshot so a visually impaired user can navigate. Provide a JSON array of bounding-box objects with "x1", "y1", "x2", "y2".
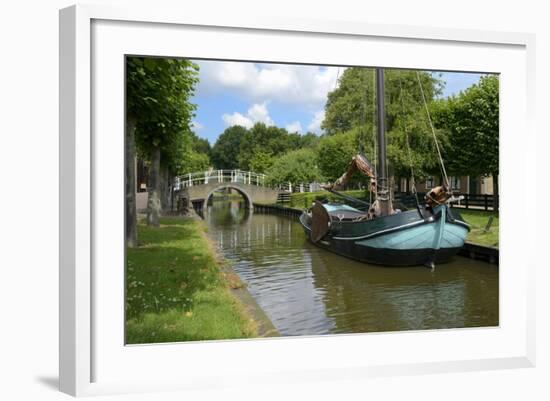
[{"x1": 59, "y1": 3, "x2": 536, "y2": 397}]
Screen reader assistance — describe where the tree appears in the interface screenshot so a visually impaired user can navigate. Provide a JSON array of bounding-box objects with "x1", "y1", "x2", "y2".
[
  {"x1": 181, "y1": 151, "x2": 211, "y2": 173},
  {"x1": 316, "y1": 130, "x2": 362, "y2": 183},
  {"x1": 249, "y1": 151, "x2": 274, "y2": 173},
  {"x1": 320, "y1": 67, "x2": 446, "y2": 190},
  {"x1": 387, "y1": 101, "x2": 449, "y2": 181},
  {"x1": 238, "y1": 123, "x2": 290, "y2": 170},
  {"x1": 298, "y1": 132, "x2": 320, "y2": 148},
  {"x1": 124, "y1": 116, "x2": 138, "y2": 247},
  {"x1": 127, "y1": 56, "x2": 199, "y2": 227},
  {"x1": 432, "y1": 75, "x2": 499, "y2": 208},
  {"x1": 211, "y1": 125, "x2": 247, "y2": 169},
  {"x1": 265, "y1": 148, "x2": 324, "y2": 186},
  {"x1": 190, "y1": 133, "x2": 211, "y2": 158},
  {"x1": 322, "y1": 68, "x2": 442, "y2": 136}
]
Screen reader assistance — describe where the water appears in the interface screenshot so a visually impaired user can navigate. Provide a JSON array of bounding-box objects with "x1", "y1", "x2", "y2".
[{"x1": 205, "y1": 200, "x2": 499, "y2": 336}]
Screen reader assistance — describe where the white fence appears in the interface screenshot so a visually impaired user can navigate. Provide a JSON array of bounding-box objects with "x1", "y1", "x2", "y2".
[{"x1": 277, "y1": 182, "x2": 324, "y2": 193}]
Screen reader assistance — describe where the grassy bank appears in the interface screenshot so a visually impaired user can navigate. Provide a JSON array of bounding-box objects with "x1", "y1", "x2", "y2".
[
  {"x1": 126, "y1": 217, "x2": 256, "y2": 344},
  {"x1": 456, "y1": 209, "x2": 499, "y2": 248}
]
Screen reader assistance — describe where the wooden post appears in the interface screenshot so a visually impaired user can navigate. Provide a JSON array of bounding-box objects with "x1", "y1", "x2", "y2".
[
  {"x1": 465, "y1": 194, "x2": 469, "y2": 209},
  {"x1": 188, "y1": 173, "x2": 191, "y2": 187},
  {"x1": 484, "y1": 194, "x2": 488, "y2": 211},
  {"x1": 483, "y1": 216, "x2": 494, "y2": 232}
]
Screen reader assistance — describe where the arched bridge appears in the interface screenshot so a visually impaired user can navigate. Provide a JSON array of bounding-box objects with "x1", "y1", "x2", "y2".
[{"x1": 175, "y1": 170, "x2": 280, "y2": 213}]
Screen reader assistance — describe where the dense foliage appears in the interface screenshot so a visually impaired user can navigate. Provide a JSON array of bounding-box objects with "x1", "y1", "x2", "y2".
[
  {"x1": 316, "y1": 130, "x2": 361, "y2": 182},
  {"x1": 127, "y1": 57, "x2": 200, "y2": 171},
  {"x1": 322, "y1": 68, "x2": 442, "y2": 136},
  {"x1": 210, "y1": 125, "x2": 247, "y2": 170},
  {"x1": 320, "y1": 67, "x2": 445, "y2": 182},
  {"x1": 210, "y1": 123, "x2": 320, "y2": 174},
  {"x1": 265, "y1": 149, "x2": 324, "y2": 186},
  {"x1": 432, "y1": 75, "x2": 499, "y2": 179}
]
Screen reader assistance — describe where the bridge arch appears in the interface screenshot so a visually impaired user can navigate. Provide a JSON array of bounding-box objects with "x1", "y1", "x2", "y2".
[
  {"x1": 204, "y1": 184, "x2": 254, "y2": 211},
  {"x1": 177, "y1": 171, "x2": 280, "y2": 215}
]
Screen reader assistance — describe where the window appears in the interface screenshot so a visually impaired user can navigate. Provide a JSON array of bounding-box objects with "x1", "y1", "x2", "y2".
[
  {"x1": 450, "y1": 176, "x2": 460, "y2": 191},
  {"x1": 425, "y1": 176, "x2": 435, "y2": 189}
]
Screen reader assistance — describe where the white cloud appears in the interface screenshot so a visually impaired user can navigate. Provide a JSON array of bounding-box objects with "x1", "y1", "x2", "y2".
[
  {"x1": 307, "y1": 110, "x2": 325, "y2": 134},
  {"x1": 222, "y1": 112, "x2": 253, "y2": 129},
  {"x1": 191, "y1": 121, "x2": 204, "y2": 131},
  {"x1": 222, "y1": 102, "x2": 274, "y2": 129},
  {"x1": 247, "y1": 103, "x2": 274, "y2": 126},
  {"x1": 285, "y1": 121, "x2": 302, "y2": 133},
  {"x1": 197, "y1": 61, "x2": 344, "y2": 109}
]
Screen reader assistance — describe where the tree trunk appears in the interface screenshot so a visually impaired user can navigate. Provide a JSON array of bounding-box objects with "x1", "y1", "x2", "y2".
[
  {"x1": 168, "y1": 171, "x2": 174, "y2": 212},
  {"x1": 159, "y1": 163, "x2": 171, "y2": 212},
  {"x1": 125, "y1": 116, "x2": 138, "y2": 248},
  {"x1": 147, "y1": 146, "x2": 161, "y2": 226},
  {"x1": 492, "y1": 173, "x2": 499, "y2": 211}
]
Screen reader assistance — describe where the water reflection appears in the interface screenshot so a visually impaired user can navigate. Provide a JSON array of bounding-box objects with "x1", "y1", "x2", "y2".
[{"x1": 205, "y1": 200, "x2": 499, "y2": 336}]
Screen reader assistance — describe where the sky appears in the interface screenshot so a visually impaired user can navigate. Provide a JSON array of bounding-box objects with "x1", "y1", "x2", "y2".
[{"x1": 189, "y1": 60, "x2": 484, "y2": 144}]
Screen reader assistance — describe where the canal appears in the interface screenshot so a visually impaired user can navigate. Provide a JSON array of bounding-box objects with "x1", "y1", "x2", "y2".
[{"x1": 205, "y1": 199, "x2": 499, "y2": 337}]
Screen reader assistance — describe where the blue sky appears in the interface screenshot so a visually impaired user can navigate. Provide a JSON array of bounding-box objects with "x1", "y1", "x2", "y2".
[{"x1": 189, "y1": 60, "x2": 484, "y2": 144}]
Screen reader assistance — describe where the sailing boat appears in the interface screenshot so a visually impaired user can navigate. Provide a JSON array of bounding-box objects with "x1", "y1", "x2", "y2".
[{"x1": 299, "y1": 68, "x2": 469, "y2": 268}]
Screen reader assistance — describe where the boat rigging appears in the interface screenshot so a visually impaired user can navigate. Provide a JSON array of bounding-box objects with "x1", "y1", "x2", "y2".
[{"x1": 299, "y1": 67, "x2": 469, "y2": 269}]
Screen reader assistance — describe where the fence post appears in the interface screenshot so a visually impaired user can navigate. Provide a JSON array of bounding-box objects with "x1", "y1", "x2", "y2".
[
  {"x1": 188, "y1": 173, "x2": 191, "y2": 187},
  {"x1": 465, "y1": 194, "x2": 469, "y2": 209},
  {"x1": 205, "y1": 171, "x2": 208, "y2": 184},
  {"x1": 484, "y1": 194, "x2": 488, "y2": 211}
]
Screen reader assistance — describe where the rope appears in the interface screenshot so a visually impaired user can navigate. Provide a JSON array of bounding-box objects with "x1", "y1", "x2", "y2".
[
  {"x1": 416, "y1": 71, "x2": 450, "y2": 189},
  {"x1": 397, "y1": 77, "x2": 420, "y2": 208},
  {"x1": 371, "y1": 69, "x2": 377, "y2": 205}
]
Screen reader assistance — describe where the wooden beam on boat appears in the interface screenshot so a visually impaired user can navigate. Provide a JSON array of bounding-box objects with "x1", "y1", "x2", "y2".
[{"x1": 310, "y1": 201, "x2": 331, "y2": 243}]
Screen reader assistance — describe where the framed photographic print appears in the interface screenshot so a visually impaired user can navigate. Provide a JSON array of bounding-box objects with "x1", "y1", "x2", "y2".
[{"x1": 59, "y1": 3, "x2": 536, "y2": 397}]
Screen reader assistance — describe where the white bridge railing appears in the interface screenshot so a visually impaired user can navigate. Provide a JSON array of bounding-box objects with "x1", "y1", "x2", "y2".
[
  {"x1": 175, "y1": 170, "x2": 266, "y2": 189},
  {"x1": 174, "y1": 169, "x2": 326, "y2": 193}
]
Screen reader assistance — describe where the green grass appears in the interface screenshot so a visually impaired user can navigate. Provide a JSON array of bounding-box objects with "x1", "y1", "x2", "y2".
[
  {"x1": 126, "y1": 217, "x2": 256, "y2": 344},
  {"x1": 454, "y1": 208, "x2": 499, "y2": 248},
  {"x1": 289, "y1": 189, "x2": 369, "y2": 208}
]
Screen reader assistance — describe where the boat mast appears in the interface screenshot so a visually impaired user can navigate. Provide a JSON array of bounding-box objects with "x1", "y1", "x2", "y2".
[{"x1": 376, "y1": 68, "x2": 391, "y2": 216}]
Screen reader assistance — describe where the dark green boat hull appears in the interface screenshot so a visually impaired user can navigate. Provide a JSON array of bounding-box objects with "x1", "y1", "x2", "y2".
[{"x1": 300, "y1": 205, "x2": 469, "y2": 267}]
